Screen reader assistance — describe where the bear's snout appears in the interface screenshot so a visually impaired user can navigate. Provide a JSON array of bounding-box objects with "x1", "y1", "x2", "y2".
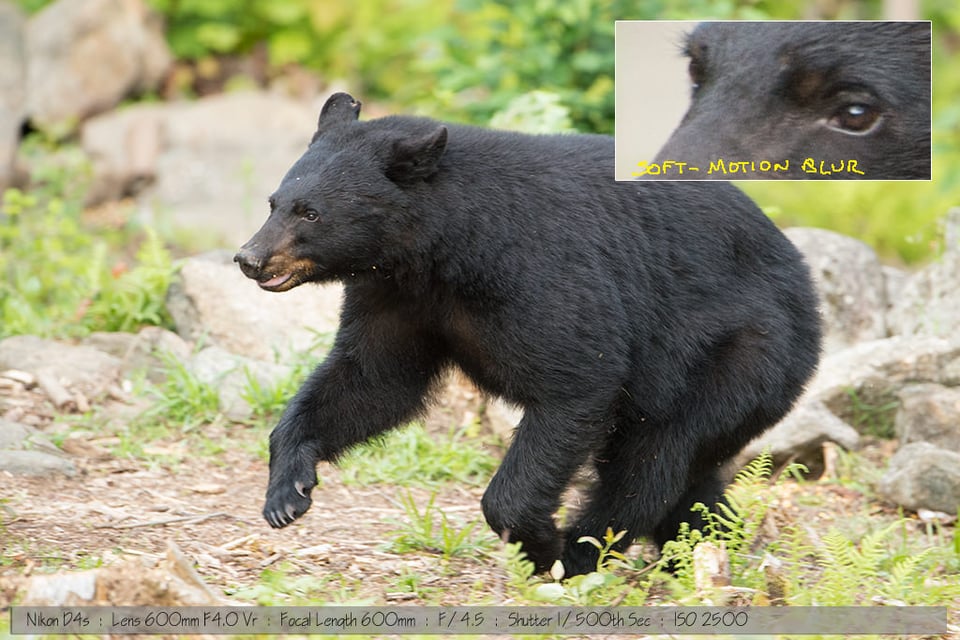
[{"x1": 234, "y1": 249, "x2": 264, "y2": 280}]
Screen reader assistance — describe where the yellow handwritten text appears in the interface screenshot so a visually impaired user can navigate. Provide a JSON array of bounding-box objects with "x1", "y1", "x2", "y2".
[
  {"x1": 801, "y1": 158, "x2": 865, "y2": 175},
  {"x1": 631, "y1": 160, "x2": 699, "y2": 177}
]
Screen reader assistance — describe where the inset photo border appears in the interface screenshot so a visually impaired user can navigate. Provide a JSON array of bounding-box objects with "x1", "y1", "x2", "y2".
[{"x1": 615, "y1": 20, "x2": 932, "y2": 181}]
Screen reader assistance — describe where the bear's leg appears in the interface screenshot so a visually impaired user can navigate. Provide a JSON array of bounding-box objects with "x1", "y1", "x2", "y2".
[
  {"x1": 481, "y1": 405, "x2": 607, "y2": 573},
  {"x1": 652, "y1": 465, "x2": 727, "y2": 548},
  {"x1": 263, "y1": 314, "x2": 443, "y2": 528},
  {"x1": 560, "y1": 423, "x2": 700, "y2": 576}
]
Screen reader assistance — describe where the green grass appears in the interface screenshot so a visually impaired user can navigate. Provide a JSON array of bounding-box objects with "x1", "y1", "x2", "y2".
[
  {"x1": 1, "y1": 138, "x2": 177, "y2": 340},
  {"x1": 338, "y1": 422, "x2": 499, "y2": 488},
  {"x1": 384, "y1": 491, "x2": 496, "y2": 560}
]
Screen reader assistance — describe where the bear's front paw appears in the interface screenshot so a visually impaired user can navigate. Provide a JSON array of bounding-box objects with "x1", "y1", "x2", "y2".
[{"x1": 263, "y1": 474, "x2": 316, "y2": 528}]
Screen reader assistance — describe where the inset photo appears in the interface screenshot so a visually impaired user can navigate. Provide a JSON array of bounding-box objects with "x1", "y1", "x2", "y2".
[{"x1": 615, "y1": 20, "x2": 931, "y2": 180}]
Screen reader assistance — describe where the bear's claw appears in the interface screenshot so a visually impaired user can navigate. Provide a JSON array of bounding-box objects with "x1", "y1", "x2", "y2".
[{"x1": 263, "y1": 479, "x2": 314, "y2": 528}]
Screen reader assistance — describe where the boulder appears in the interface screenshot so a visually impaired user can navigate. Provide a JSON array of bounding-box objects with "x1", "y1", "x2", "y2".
[
  {"x1": 894, "y1": 383, "x2": 960, "y2": 451},
  {"x1": 808, "y1": 334, "x2": 960, "y2": 421},
  {"x1": 888, "y1": 208, "x2": 960, "y2": 339},
  {"x1": 143, "y1": 92, "x2": 320, "y2": 246},
  {"x1": 80, "y1": 105, "x2": 164, "y2": 204},
  {"x1": 0, "y1": 418, "x2": 59, "y2": 452},
  {"x1": 0, "y1": 1, "x2": 25, "y2": 191},
  {"x1": 187, "y1": 346, "x2": 292, "y2": 421},
  {"x1": 784, "y1": 227, "x2": 888, "y2": 353},
  {"x1": 0, "y1": 450, "x2": 76, "y2": 477},
  {"x1": 0, "y1": 419, "x2": 76, "y2": 477},
  {"x1": 0, "y1": 335, "x2": 121, "y2": 394},
  {"x1": 166, "y1": 251, "x2": 341, "y2": 362},
  {"x1": 738, "y1": 400, "x2": 859, "y2": 469},
  {"x1": 878, "y1": 442, "x2": 960, "y2": 513},
  {"x1": 25, "y1": 0, "x2": 171, "y2": 132}
]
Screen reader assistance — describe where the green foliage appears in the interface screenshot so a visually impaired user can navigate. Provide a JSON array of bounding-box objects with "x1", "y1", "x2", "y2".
[
  {"x1": 489, "y1": 90, "x2": 576, "y2": 134},
  {"x1": 1, "y1": 138, "x2": 176, "y2": 339},
  {"x1": 531, "y1": 528, "x2": 640, "y2": 605},
  {"x1": 385, "y1": 491, "x2": 495, "y2": 560},
  {"x1": 843, "y1": 388, "x2": 900, "y2": 439},
  {"x1": 229, "y1": 562, "x2": 369, "y2": 605},
  {"x1": 657, "y1": 452, "x2": 781, "y2": 594},
  {"x1": 145, "y1": 0, "x2": 452, "y2": 100},
  {"x1": 83, "y1": 229, "x2": 176, "y2": 333},
  {"x1": 137, "y1": 351, "x2": 222, "y2": 430},
  {"x1": 414, "y1": 0, "x2": 817, "y2": 133},
  {"x1": 416, "y1": 0, "x2": 619, "y2": 133},
  {"x1": 786, "y1": 520, "x2": 960, "y2": 606},
  {"x1": 338, "y1": 422, "x2": 498, "y2": 488}
]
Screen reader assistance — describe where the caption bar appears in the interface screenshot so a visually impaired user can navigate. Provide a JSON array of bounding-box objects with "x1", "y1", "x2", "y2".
[{"x1": 10, "y1": 605, "x2": 947, "y2": 635}]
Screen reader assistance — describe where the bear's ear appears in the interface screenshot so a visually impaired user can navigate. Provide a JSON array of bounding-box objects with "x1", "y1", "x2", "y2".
[
  {"x1": 386, "y1": 126, "x2": 448, "y2": 184},
  {"x1": 313, "y1": 93, "x2": 361, "y2": 139}
]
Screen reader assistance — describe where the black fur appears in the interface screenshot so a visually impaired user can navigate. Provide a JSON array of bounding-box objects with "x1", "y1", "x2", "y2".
[
  {"x1": 652, "y1": 21, "x2": 931, "y2": 180},
  {"x1": 235, "y1": 93, "x2": 822, "y2": 575}
]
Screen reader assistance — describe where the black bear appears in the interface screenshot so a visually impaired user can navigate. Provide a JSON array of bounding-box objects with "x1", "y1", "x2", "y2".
[
  {"x1": 234, "y1": 92, "x2": 821, "y2": 576},
  {"x1": 649, "y1": 21, "x2": 931, "y2": 180}
]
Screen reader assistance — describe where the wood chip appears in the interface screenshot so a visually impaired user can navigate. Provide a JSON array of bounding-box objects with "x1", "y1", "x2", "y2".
[
  {"x1": 190, "y1": 483, "x2": 227, "y2": 495},
  {"x1": 1, "y1": 369, "x2": 36, "y2": 387},
  {"x1": 35, "y1": 372, "x2": 74, "y2": 410}
]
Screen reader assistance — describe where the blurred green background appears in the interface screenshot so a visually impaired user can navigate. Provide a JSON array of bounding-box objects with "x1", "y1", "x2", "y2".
[
  {"x1": 13, "y1": 0, "x2": 960, "y2": 263},
  {"x1": 4, "y1": 0, "x2": 959, "y2": 339}
]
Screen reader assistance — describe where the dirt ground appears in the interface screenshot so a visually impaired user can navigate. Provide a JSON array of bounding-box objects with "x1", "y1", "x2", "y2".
[
  {"x1": 0, "y1": 377, "x2": 950, "y2": 613},
  {"x1": 0, "y1": 376, "x2": 513, "y2": 606}
]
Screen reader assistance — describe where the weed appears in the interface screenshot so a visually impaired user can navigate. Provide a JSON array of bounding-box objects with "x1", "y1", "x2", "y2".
[
  {"x1": 339, "y1": 423, "x2": 498, "y2": 488},
  {"x1": 385, "y1": 491, "x2": 495, "y2": 560},
  {"x1": 83, "y1": 228, "x2": 176, "y2": 333},
  {"x1": 530, "y1": 528, "x2": 641, "y2": 605},
  {"x1": 844, "y1": 388, "x2": 900, "y2": 439},
  {"x1": 228, "y1": 562, "x2": 369, "y2": 605}
]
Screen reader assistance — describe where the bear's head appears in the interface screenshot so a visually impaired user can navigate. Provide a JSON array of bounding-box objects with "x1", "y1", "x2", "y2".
[{"x1": 234, "y1": 92, "x2": 448, "y2": 291}]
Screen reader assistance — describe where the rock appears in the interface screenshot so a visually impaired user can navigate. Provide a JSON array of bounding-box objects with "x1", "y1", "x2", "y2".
[
  {"x1": 146, "y1": 92, "x2": 319, "y2": 246},
  {"x1": 83, "y1": 331, "x2": 139, "y2": 359},
  {"x1": 122, "y1": 326, "x2": 192, "y2": 382},
  {"x1": 167, "y1": 251, "x2": 341, "y2": 362},
  {"x1": 895, "y1": 383, "x2": 960, "y2": 451},
  {"x1": 882, "y1": 265, "x2": 909, "y2": 312},
  {"x1": 81, "y1": 105, "x2": 164, "y2": 204},
  {"x1": 784, "y1": 227, "x2": 888, "y2": 353},
  {"x1": 738, "y1": 400, "x2": 859, "y2": 469},
  {"x1": 0, "y1": 450, "x2": 76, "y2": 476},
  {"x1": 0, "y1": 418, "x2": 59, "y2": 452},
  {"x1": 188, "y1": 346, "x2": 291, "y2": 421},
  {"x1": 0, "y1": 335, "x2": 121, "y2": 395},
  {"x1": 0, "y1": 1, "x2": 26, "y2": 191},
  {"x1": 25, "y1": 0, "x2": 171, "y2": 133},
  {"x1": 808, "y1": 335, "x2": 960, "y2": 422},
  {"x1": 879, "y1": 442, "x2": 960, "y2": 513},
  {"x1": 17, "y1": 541, "x2": 227, "y2": 605},
  {"x1": 888, "y1": 208, "x2": 960, "y2": 339}
]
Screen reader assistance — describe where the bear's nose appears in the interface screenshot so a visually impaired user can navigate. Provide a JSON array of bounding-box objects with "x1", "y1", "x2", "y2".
[{"x1": 234, "y1": 249, "x2": 263, "y2": 279}]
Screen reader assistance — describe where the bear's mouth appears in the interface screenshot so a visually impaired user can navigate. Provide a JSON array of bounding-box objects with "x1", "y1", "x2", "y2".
[{"x1": 258, "y1": 272, "x2": 294, "y2": 291}]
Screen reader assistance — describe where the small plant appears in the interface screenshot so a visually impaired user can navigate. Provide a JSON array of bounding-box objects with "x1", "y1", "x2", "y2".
[
  {"x1": 338, "y1": 422, "x2": 498, "y2": 488},
  {"x1": 229, "y1": 562, "x2": 369, "y2": 605},
  {"x1": 136, "y1": 351, "x2": 221, "y2": 431},
  {"x1": 385, "y1": 491, "x2": 494, "y2": 560},
  {"x1": 1, "y1": 141, "x2": 176, "y2": 339},
  {"x1": 530, "y1": 528, "x2": 639, "y2": 605},
  {"x1": 83, "y1": 228, "x2": 176, "y2": 333},
  {"x1": 844, "y1": 388, "x2": 900, "y2": 439}
]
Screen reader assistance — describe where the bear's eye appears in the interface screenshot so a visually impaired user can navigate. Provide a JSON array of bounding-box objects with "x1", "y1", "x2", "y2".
[
  {"x1": 826, "y1": 102, "x2": 881, "y2": 134},
  {"x1": 302, "y1": 209, "x2": 320, "y2": 222}
]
